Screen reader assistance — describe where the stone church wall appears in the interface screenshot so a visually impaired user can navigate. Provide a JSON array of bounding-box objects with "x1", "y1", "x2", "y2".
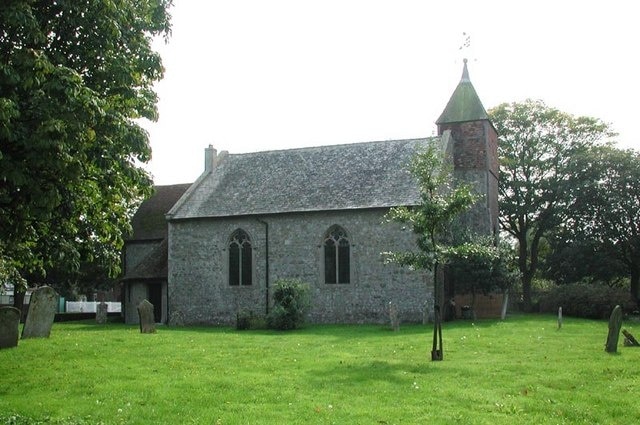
[{"x1": 168, "y1": 209, "x2": 432, "y2": 325}]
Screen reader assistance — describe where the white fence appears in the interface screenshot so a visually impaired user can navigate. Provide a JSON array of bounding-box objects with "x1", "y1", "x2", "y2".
[{"x1": 65, "y1": 301, "x2": 121, "y2": 313}]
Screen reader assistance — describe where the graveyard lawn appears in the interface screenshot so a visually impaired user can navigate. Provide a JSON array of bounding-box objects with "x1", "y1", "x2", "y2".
[{"x1": 1, "y1": 315, "x2": 639, "y2": 424}]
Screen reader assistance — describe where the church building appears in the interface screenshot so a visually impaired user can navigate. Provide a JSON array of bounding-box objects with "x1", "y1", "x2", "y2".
[{"x1": 121, "y1": 61, "x2": 498, "y2": 325}]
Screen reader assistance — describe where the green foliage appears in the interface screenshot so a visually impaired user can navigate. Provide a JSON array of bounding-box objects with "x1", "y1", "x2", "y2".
[
  {"x1": 542, "y1": 233, "x2": 627, "y2": 287},
  {"x1": 267, "y1": 278, "x2": 310, "y2": 330},
  {"x1": 567, "y1": 146, "x2": 640, "y2": 302},
  {"x1": 539, "y1": 283, "x2": 635, "y2": 319},
  {"x1": 384, "y1": 143, "x2": 477, "y2": 272},
  {"x1": 0, "y1": 1, "x2": 172, "y2": 286},
  {"x1": 447, "y1": 239, "x2": 519, "y2": 297},
  {"x1": 0, "y1": 249, "x2": 27, "y2": 292},
  {"x1": 489, "y1": 99, "x2": 614, "y2": 309}
]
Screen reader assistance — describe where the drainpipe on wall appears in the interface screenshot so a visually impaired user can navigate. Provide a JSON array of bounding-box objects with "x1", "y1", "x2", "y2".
[{"x1": 257, "y1": 218, "x2": 270, "y2": 315}]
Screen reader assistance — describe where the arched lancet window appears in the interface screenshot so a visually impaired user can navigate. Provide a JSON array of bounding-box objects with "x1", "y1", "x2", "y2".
[
  {"x1": 324, "y1": 226, "x2": 350, "y2": 284},
  {"x1": 229, "y1": 229, "x2": 252, "y2": 286}
]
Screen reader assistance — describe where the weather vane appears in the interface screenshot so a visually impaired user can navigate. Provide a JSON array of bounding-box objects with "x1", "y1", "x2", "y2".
[{"x1": 458, "y1": 32, "x2": 476, "y2": 64}]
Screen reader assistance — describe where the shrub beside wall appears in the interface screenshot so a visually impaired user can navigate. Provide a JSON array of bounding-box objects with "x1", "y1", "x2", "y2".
[
  {"x1": 267, "y1": 278, "x2": 310, "y2": 330},
  {"x1": 539, "y1": 283, "x2": 635, "y2": 319}
]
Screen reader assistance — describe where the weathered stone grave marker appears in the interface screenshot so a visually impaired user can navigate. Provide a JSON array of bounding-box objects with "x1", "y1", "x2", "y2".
[
  {"x1": 388, "y1": 301, "x2": 400, "y2": 332},
  {"x1": 0, "y1": 306, "x2": 21, "y2": 349},
  {"x1": 605, "y1": 305, "x2": 623, "y2": 353},
  {"x1": 137, "y1": 299, "x2": 156, "y2": 333},
  {"x1": 622, "y1": 329, "x2": 640, "y2": 347},
  {"x1": 96, "y1": 302, "x2": 108, "y2": 324},
  {"x1": 557, "y1": 307, "x2": 562, "y2": 330},
  {"x1": 21, "y1": 286, "x2": 58, "y2": 339}
]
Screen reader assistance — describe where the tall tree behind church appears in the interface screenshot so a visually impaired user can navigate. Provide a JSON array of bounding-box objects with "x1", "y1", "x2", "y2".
[{"x1": 489, "y1": 100, "x2": 614, "y2": 310}]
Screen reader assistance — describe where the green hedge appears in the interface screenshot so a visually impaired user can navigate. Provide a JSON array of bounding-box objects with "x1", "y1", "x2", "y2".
[{"x1": 539, "y1": 283, "x2": 635, "y2": 319}]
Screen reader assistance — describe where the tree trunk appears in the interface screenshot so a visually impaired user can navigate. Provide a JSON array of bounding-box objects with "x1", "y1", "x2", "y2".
[
  {"x1": 431, "y1": 262, "x2": 444, "y2": 361},
  {"x1": 630, "y1": 266, "x2": 640, "y2": 304},
  {"x1": 521, "y1": 271, "x2": 533, "y2": 312},
  {"x1": 517, "y1": 230, "x2": 542, "y2": 313},
  {"x1": 518, "y1": 234, "x2": 533, "y2": 312}
]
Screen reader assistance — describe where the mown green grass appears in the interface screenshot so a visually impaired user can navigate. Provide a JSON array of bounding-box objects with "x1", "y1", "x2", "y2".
[{"x1": 1, "y1": 315, "x2": 639, "y2": 424}]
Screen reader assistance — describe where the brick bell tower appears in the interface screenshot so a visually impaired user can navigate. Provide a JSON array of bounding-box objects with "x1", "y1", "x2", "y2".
[{"x1": 436, "y1": 59, "x2": 499, "y2": 238}]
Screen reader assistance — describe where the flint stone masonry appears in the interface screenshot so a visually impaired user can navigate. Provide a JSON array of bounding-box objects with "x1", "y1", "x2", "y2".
[
  {"x1": 21, "y1": 286, "x2": 57, "y2": 339},
  {"x1": 0, "y1": 306, "x2": 21, "y2": 349},
  {"x1": 168, "y1": 209, "x2": 432, "y2": 325}
]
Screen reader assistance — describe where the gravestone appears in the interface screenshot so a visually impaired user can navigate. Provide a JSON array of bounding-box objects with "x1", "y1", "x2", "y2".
[
  {"x1": 388, "y1": 301, "x2": 400, "y2": 332},
  {"x1": 96, "y1": 302, "x2": 108, "y2": 324},
  {"x1": 622, "y1": 329, "x2": 640, "y2": 347},
  {"x1": 605, "y1": 305, "x2": 623, "y2": 353},
  {"x1": 0, "y1": 306, "x2": 21, "y2": 349},
  {"x1": 558, "y1": 307, "x2": 563, "y2": 330},
  {"x1": 137, "y1": 299, "x2": 156, "y2": 333},
  {"x1": 22, "y1": 286, "x2": 58, "y2": 339}
]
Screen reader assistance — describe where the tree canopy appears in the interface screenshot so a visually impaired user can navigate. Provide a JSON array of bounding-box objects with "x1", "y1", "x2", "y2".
[
  {"x1": 489, "y1": 99, "x2": 614, "y2": 309},
  {"x1": 568, "y1": 146, "x2": 640, "y2": 301},
  {"x1": 0, "y1": 1, "x2": 172, "y2": 286}
]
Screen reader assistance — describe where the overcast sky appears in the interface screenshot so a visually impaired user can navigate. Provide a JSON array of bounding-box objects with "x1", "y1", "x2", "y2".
[{"x1": 141, "y1": 0, "x2": 639, "y2": 185}]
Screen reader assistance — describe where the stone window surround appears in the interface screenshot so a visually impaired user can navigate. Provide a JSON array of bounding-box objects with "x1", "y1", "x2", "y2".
[
  {"x1": 218, "y1": 223, "x2": 358, "y2": 289},
  {"x1": 227, "y1": 228, "x2": 254, "y2": 286},
  {"x1": 320, "y1": 224, "x2": 354, "y2": 286}
]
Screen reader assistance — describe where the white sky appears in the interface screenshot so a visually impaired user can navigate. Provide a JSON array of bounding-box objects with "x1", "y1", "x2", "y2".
[{"x1": 142, "y1": 0, "x2": 640, "y2": 185}]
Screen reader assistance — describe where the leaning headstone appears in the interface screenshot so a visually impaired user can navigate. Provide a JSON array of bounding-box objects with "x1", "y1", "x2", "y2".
[
  {"x1": 622, "y1": 329, "x2": 640, "y2": 347},
  {"x1": 137, "y1": 299, "x2": 156, "y2": 333},
  {"x1": 605, "y1": 305, "x2": 623, "y2": 353},
  {"x1": 96, "y1": 302, "x2": 108, "y2": 324},
  {"x1": 388, "y1": 301, "x2": 400, "y2": 332},
  {"x1": 0, "y1": 306, "x2": 21, "y2": 349},
  {"x1": 22, "y1": 286, "x2": 58, "y2": 339}
]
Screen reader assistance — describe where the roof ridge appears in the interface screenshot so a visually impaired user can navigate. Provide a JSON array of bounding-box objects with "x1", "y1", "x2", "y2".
[{"x1": 224, "y1": 137, "x2": 438, "y2": 157}]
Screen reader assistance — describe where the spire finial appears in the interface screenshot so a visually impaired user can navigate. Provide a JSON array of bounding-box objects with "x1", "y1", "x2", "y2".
[{"x1": 461, "y1": 58, "x2": 470, "y2": 82}]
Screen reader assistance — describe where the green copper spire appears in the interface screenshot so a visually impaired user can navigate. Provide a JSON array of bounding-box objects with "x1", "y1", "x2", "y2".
[{"x1": 436, "y1": 59, "x2": 489, "y2": 124}]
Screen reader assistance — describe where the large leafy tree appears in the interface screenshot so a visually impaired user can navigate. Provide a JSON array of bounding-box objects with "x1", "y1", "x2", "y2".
[
  {"x1": 0, "y1": 1, "x2": 171, "y2": 292},
  {"x1": 542, "y1": 232, "x2": 627, "y2": 288},
  {"x1": 489, "y1": 100, "x2": 613, "y2": 310},
  {"x1": 569, "y1": 146, "x2": 640, "y2": 302}
]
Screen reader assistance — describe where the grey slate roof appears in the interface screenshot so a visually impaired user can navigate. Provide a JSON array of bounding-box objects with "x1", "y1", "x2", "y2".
[
  {"x1": 168, "y1": 137, "x2": 442, "y2": 220},
  {"x1": 129, "y1": 183, "x2": 191, "y2": 240}
]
